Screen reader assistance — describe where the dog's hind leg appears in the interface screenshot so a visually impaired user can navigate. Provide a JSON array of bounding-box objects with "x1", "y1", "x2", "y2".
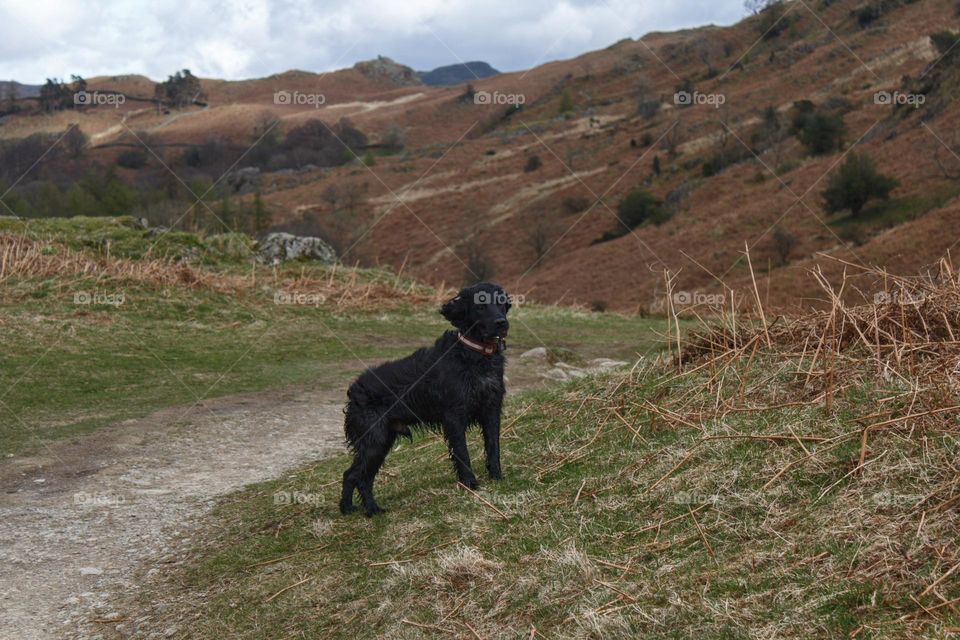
[
  {"x1": 340, "y1": 460, "x2": 361, "y2": 514},
  {"x1": 341, "y1": 406, "x2": 368, "y2": 514},
  {"x1": 356, "y1": 430, "x2": 397, "y2": 516}
]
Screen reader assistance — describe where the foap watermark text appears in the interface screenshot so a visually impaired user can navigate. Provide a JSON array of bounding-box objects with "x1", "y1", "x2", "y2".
[
  {"x1": 274, "y1": 291, "x2": 327, "y2": 306},
  {"x1": 672, "y1": 291, "x2": 726, "y2": 307},
  {"x1": 874, "y1": 90, "x2": 924, "y2": 108},
  {"x1": 674, "y1": 90, "x2": 725, "y2": 108},
  {"x1": 74, "y1": 91, "x2": 125, "y2": 108},
  {"x1": 274, "y1": 490, "x2": 323, "y2": 506},
  {"x1": 474, "y1": 90, "x2": 525, "y2": 106},
  {"x1": 473, "y1": 290, "x2": 524, "y2": 306},
  {"x1": 74, "y1": 291, "x2": 125, "y2": 307},
  {"x1": 274, "y1": 90, "x2": 326, "y2": 108}
]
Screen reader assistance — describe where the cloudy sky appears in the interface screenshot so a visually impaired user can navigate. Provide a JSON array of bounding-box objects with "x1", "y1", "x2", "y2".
[{"x1": 0, "y1": 0, "x2": 747, "y2": 84}]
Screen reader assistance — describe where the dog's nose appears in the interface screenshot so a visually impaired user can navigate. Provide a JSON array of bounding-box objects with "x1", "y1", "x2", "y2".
[{"x1": 495, "y1": 318, "x2": 508, "y2": 331}]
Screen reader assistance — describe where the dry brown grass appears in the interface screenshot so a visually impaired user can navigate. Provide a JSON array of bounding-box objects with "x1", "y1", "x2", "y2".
[
  {"x1": 649, "y1": 257, "x2": 960, "y2": 632},
  {"x1": 0, "y1": 232, "x2": 447, "y2": 310},
  {"x1": 678, "y1": 255, "x2": 960, "y2": 411}
]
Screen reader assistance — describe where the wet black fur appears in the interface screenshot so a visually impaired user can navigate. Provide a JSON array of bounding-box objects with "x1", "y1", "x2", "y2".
[{"x1": 340, "y1": 282, "x2": 511, "y2": 516}]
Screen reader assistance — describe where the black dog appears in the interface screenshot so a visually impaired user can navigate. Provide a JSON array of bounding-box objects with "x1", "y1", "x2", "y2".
[{"x1": 340, "y1": 282, "x2": 511, "y2": 516}]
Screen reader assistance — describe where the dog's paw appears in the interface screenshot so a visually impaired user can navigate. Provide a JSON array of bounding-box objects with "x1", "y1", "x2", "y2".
[
  {"x1": 488, "y1": 469, "x2": 503, "y2": 481},
  {"x1": 364, "y1": 504, "x2": 386, "y2": 517},
  {"x1": 459, "y1": 477, "x2": 480, "y2": 490},
  {"x1": 340, "y1": 503, "x2": 359, "y2": 515}
]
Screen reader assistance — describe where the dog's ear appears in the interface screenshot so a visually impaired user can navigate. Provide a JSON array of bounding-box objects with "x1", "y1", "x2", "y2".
[{"x1": 441, "y1": 295, "x2": 468, "y2": 327}]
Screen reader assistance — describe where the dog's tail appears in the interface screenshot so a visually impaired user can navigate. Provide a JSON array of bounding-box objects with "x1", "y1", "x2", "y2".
[
  {"x1": 344, "y1": 396, "x2": 392, "y2": 451},
  {"x1": 343, "y1": 400, "x2": 363, "y2": 449}
]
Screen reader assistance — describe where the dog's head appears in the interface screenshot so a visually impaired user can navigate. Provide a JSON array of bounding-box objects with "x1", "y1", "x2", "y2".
[{"x1": 441, "y1": 282, "x2": 511, "y2": 341}]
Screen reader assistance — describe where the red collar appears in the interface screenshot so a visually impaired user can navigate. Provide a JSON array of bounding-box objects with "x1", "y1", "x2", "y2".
[{"x1": 457, "y1": 332, "x2": 505, "y2": 356}]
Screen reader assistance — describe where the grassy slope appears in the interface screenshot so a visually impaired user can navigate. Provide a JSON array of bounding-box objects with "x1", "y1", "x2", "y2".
[
  {"x1": 140, "y1": 355, "x2": 959, "y2": 639},
  {"x1": 0, "y1": 218, "x2": 664, "y2": 456}
]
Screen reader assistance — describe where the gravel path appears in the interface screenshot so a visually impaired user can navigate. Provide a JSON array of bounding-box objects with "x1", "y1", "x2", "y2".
[{"x1": 0, "y1": 388, "x2": 345, "y2": 640}]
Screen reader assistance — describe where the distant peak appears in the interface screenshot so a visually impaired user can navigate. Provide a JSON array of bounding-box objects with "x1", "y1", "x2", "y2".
[{"x1": 418, "y1": 61, "x2": 500, "y2": 86}]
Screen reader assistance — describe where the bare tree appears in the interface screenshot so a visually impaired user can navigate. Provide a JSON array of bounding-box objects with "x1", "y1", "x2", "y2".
[
  {"x1": 252, "y1": 110, "x2": 281, "y2": 146},
  {"x1": 60, "y1": 125, "x2": 88, "y2": 159},
  {"x1": 322, "y1": 184, "x2": 340, "y2": 210},
  {"x1": 382, "y1": 123, "x2": 405, "y2": 150},
  {"x1": 636, "y1": 77, "x2": 660, "y2": 119},
  {"x1": 771, "y1": 225, "x2": 797, "y2": 266},
  {"x1": 660, "y1": 119, "x2": 686, "y2": 157},
  {"x1": 3, "y1": 83, "x2": 19, "y2": 113},
  {"x1": 565, "y1": 144, "x2": 584, "y2": 170},
  {"x1": 714, "y1": 103, "x2": 734, "y2": 165},
  {"x1": 934, "y1": 141, "x2": 960, "y2": 180},
  {"x1": 341, "y1": 181, "x2": 369, "y2": 217},
  {"x1": 464, "y1": 244, "x2": 495, "y2": 284},
  {"x1": 524, "y1": 209, "x2": 556, "y2": 265}
]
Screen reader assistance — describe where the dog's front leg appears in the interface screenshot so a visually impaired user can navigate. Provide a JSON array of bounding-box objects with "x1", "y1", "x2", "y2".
[
  {"x1": 480, "y1": 403, "x2": 503, "y2": 480},
  {"x1": 442, "y1": 412, "x2": 478, "y2": 489}
]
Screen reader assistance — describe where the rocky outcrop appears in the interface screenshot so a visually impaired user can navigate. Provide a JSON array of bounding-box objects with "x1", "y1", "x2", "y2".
[
  {"x1": 255, "y1": 232, "x2": 336, "y2": 264},
  {"x1": 353, "y1": 56, "x2": 421, "y2": 87},
  {"x1": 224, "y1": 167, "x2": 261, "y2": 194}
]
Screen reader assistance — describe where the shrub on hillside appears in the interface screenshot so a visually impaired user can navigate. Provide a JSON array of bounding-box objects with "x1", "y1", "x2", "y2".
[
  {"x1": 790, "y1": 101, "x2": 845, "y2": 155},
  {"x1": 930, "y1": 30, "x2": 960, "y2": 59},
  {"x1": 594, "y1": 189, "x2": 670, "y2": 243},
  {"x1": 855, "y1": 0, "x2": 915, "y2": 29},
  {"x1": 617, "y1": 189, "x2": 668, "y2": 227},
  {"x1": 117, "y1": 149, "x2": 148, "y2": 169},
  {"x1": 822, "y1": 152, "x2": 898, "y2": 216},
  {"x1": 856, "y1": 4, "x2": 883, "y2": 27},
  {"x1": 748, "y1": 0, "x2": 793, "y2": 39},
  {"x1": 524, "y1": 155, "x2": 542, "y2": 172},
  {"x1": 282, "y1": 118, "x2": 367, "y2": 169},
  {"x1": 154, "y1": 69, "x2": 205, "y2": 108}
]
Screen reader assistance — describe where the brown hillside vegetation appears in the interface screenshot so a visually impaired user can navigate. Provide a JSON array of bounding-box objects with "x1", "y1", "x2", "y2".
[
  {"x1": 4, "y1": 0, "x2": 960, "y2": 312},
  {"x1": 0, "y1": 233, "x2": 441, "y2": 310}
]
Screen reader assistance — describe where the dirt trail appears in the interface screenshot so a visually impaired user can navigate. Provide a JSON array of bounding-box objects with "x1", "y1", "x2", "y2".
[{"x1": 0, "y1": 387, "x2": 346, "y2": 640}]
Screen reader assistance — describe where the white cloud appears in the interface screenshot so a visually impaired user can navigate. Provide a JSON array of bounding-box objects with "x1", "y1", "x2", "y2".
[{"x1": 0, "y1": 0, "x2": 747, "y2": 83}]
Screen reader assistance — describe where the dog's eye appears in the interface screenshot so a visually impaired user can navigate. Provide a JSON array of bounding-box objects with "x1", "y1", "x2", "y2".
[{"x1": 476, "y1": 303, "x2": 488, "y2": 310}]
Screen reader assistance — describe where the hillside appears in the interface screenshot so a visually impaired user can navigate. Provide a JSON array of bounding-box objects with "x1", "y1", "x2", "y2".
[
  {"x1": 1, "y1": 0, "x2": 959, "y2": 313},
  {"x1": 0, "y1": 80, "x2": 40, "y2": 98}
]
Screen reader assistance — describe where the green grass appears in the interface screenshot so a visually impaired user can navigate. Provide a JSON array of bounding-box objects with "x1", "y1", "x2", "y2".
[
  {"x1": 0, "y1": 247, "x2": 665, "y2": 456},
  {"x1": 0, "y1": 215, "x2": 252, "y2": 263},
  {"x1": 136, "y1": 354, "x2": 960, "y2": 639}
]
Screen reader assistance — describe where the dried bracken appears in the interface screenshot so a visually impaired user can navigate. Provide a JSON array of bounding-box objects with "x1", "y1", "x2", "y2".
[
  {"x1": 645, "y1": 254, "x2": 960, "y2": 633},
  {"x1": 0, "y1": 232, "x2": 448, "y2": 311}
]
